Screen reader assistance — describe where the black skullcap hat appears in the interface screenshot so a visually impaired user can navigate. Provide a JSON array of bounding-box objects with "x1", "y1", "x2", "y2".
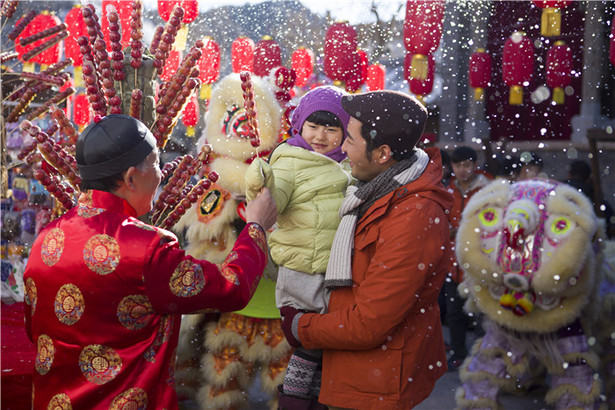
[
  {"x1": 76, "y1": 115, "x2": 157, "y2": 181},
  {"x1": 341, "y1": 90, "x2": 427, "y2": 160}
]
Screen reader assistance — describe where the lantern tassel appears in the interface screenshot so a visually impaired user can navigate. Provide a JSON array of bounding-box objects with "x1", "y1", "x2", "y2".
[
  {"x1": 411, "y1": 54, "x2": 428, "y2": 80},
  {"x1": 186, "y1": 126, "x2": 195, "y2": 137},
  {"x1": 474, "y1": 87, "x2": 484, "y2": 101},
  {"x1": 509, "y1": 85, "x2": 523, "y2": 105},
  {"x1": 199, "y1": 83, "x2": 212, "y2": 100},
  {"x1": 541, "y1": 7, "x2": 562, "y2": 37},
  {"x1": 552, "y1": 87, "x2": 565, "y2": 104}
]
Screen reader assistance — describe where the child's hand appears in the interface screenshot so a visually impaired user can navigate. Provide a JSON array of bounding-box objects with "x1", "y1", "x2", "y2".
[{"x1": 245, "y1": 158, "x2": 267, "y2": 199}]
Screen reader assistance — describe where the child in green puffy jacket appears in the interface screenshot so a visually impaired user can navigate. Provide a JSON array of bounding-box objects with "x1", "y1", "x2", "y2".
[{"x1": 245, "y1": 85, "x2": 353, "y2": 405}]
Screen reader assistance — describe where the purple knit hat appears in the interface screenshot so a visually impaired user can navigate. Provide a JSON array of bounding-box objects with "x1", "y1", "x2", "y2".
[{"x1": 290, "y1": 85, "x2": 351, "y2": 138}]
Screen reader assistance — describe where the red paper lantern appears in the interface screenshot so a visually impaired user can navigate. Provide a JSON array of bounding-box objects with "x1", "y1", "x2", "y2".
[
  {"x1": 405, "y1": 53, "x2": 435, "y2": 98},
  {"x1": 324, "y1": 21, "x2": 358, "y2": 82},
  {"x1": 64, "y1": 6, "x2": 87, "y2": 67},
  {"x1": 182, "y1": 94, "x2": 199, "y2": 137},
  {"x1": 610, "y1": 15, "x2": 615, "y2": 67},
  {"x1": 291, "y1": 48, "x2": 314, "y2": 87},
  {"x1": 366, "y1": 64, "x2": 386, "y2": 91},
  {"x1": 502, "y1": 31, "x2": 534, "y2": 105},
  {"x1": 197, "y1": 37, "x2": 220, "y2": 100},
  {"x1": 160, "y1": 49, "x2": 181, "y2": 81},
  {"x1": 158, "y1": 0, "x2": 198, "y2": 23},
  {"x1": 468, "y1": 48, "x2": 492, "y2": 101},
  {"x1": 532, "y1": 0, "x2": 572, "y2": 36},
  {"x1": 253, "y1": 36, "x2": 281, "y2": 77},
  {"x1": 403, "y1": 0, "x2": 445, "y2": 55},
  {"x1": 345, "y1": 49, "x2": 368, "y2": 93},
  {"x1": 73, "y1": 93, "x2": 92, "y2": 130},
  {"x1": 546, "y1": 41, "x2": 572, "y2": 104},
  {"x1": 16, "y1": 13, "x2": 63, "y2": 66},
  {"x1": 102, "y1": 0, "x2": 132, "y2": 50},
  {"x1": 231, "y1": 37, "x2": 254, "y2": 73}
]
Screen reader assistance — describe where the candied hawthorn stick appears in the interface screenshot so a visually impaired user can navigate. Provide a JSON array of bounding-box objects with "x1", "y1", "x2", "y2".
[
  {"x1": 19, "y1": 23, "x2": 67, "y2": 46},
  {"x1": 0, "y1": 51, "x2": 19, "y2": 63},
  {"x1": 22, "y1": 31, "x2": 68, "y2": 62},
  {"x1": 8, "y1": 10, "x2": 36, "y2": 40},
  {"x1": 129, "y1": 89, "x2": 143, "y2": 120},
  {"x1": 51, "y1": 108, "x2": 79, "y2": 145},
  {"x1": 26, "y1": 87, "x2": 75, "y2": 121}
]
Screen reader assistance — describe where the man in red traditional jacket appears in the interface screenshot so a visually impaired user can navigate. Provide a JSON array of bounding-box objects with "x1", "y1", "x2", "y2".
[{"x1": 23, "y1": 114, "x2": 277, "y2": 409}]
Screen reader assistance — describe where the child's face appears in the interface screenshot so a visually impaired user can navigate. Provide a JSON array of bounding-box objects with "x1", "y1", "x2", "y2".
[
  {"x1": 301, "y1": 120, "x2": 344, "y2": 155},
  {"x1": 451, "y1": 159, "x2": 478, "y2": 183}
]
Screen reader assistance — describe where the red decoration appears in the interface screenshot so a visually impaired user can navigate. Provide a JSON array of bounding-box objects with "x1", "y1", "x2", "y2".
[
  {"x1": 532, "y1": 1, "x2": 572, "y2": 9},
  {"x1": 405, "y1": 53, "x2": 435, "y2": 97},
  {"x1": 403, "y1": 0, "x2": 445, "y2": 55},
  {"x1": 64, "y1": 6, "x2": 87, "y2": 67},
  {"x1": 231, "y1": 37, "x2": 254, "y2": 73},
  {"x1": 610, "y1": 15, "x2": 615, "y2": 67},
  {"x1": 253, "y1": 36, "x2": 281, "y2": 77},
  {"x1": 291, "y1": 48, "x2": 314, "y2": 87},
  {"x1": 158, "y1": 0, "x2": 198, "y2": 23},
  {"x1": 546, "y1": 41, "x2": 572, "y2": 104},
  {"x1": 345, "y1": 49, "x2": 368, "y2": 93},
  {"x1": 102, "y1": 0, "x2": 132, "y2": 50},
  {"x1": 198, "y1": 37, "x2": 220, "y2": 84},
  {"x1": 502, "y1": 31, "x2": 534, "y2": 105},
  {"x1": 73, "y1": 94, "x2": 91, "y2": 129},
  {"x1": 16, "y1": 13, "x2": 63, "y2": 66},
  {"x1": 468, "y1": 48, "x2": 492, "y2": 100},
  {"x1": 532, "y1": 0, "x2": 572, "y2": 37},
  {"x1": 366, "y1": 64, "x2": 386, "y2": 91},
  {"x1": 324, "y1": 21, "x2": 358, "y2": 82},
  {"x1": 182, "y1": 94, "x2": 199, "y2": 137},
  {"x1": 159, "y1": 49, "x2": 181, "y2": 82}
]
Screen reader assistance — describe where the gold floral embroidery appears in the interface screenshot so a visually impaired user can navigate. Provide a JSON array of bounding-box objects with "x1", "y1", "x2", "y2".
[
  {"x1": 41, "y1": 228, "x2": 65, "y2": 266},
  {"x1": 47, "y1": 393, "x2": 72, "y2": 409},
  {"x1": 77, "y1": 191, "x2": 93, "y2": 207},
  {"x1": 169, "y1": 260, "x2": 206, "y2": 297},
  {"x1": 117, "y1": 295, "x2": 154, "y2": 330},
  {"x1": 79, "y1": 345, "x2": 122, "y2": 385},
  {"x1": 77, "y1": 206, "x2": 105, "y2": 218},
  {"x1": 83, "y1": 234, "x2": 121, "y2": 275},
  {"x1": 218, "y1": 251, "x2": 240, "y2": 286},
  {"x1": 248, "y1": 223, "x2": 268, "y2": 254},
  {"x1": 54, "y1": 284, "x2": 85, "y2": 325},
  {"x1": 35, "y1": 334, "x2": 55, "y2": 375},
  {"x1": 109, "y1": 387, "x2": 148, "y2": 409},
  {"x1": 143, "y1": 315, "x2": 174, "y2": 363},
  {"x1": 24, "y1": 277, "x2": 37, "y2": 314},
  {"x1": 221, "y1": 266, "x2": 240, "y2": 286}
]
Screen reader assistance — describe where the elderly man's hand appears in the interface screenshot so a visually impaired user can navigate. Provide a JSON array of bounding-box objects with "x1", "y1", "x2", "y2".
[
  {"x1": 245, "y1": 188, "x2": 277, "y2": 231},
  {"x1": 280, "y1": 306, "x2": 304, "y2": 348}
]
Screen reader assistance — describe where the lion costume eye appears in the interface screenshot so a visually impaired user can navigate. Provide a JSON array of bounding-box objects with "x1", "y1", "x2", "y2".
[
  {"x1": 479, "y1": 207, "x2": 499, "y2": 227},
  {"x1": 551, "y1": 217, "x2": 571, "y2": 235}
]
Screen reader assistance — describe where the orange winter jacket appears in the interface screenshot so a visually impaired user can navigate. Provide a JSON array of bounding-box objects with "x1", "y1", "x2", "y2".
[
  {"x1": 447, "y1": 170, "x2": 494, "y2": 283},
  {"x1": 297, "y1": 148, "x2": 454, "y2": 409}
]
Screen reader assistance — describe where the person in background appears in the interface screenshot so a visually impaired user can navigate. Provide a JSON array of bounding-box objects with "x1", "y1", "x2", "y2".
[
  {"x1": 446, "y1": 145, "x2": 493, "y2": 371},
  {"x1": 23, "y1": 114, "x2": 277, "y2": 409},
  {"x1": 278, "y1": 90, "x2": 453, "y2": 409},
  {"x1": 517, "y1": 151, "x2": 544, "y2": 181},
  {"x1": 245, "y1": 85, "x2": 352, "y2": 409}
]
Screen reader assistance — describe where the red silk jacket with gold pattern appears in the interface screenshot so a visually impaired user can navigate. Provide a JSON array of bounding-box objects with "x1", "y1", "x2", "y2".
[{"x1": 23, "y1": 190, "x2": 268, "y2": 409}]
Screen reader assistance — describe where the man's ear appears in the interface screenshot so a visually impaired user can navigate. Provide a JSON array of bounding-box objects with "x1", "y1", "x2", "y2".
[
  {"x1": 122, "y1": 167, "x2": 137, "y2": 191},
  {"x1": 375, "y1": 145, "x2": 394, "y2": 164}
]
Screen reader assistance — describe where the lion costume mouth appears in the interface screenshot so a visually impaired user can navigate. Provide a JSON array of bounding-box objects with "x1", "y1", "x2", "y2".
[{"x1": 222, "y1": 104, "x2": 252, "y2": 139}]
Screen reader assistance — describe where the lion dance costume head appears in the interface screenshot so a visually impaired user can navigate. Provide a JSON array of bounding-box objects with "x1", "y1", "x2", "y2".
[
  {"x1": 174, "y1": 72, "x2": 292, "y2": 409},
  {"x1": 455, "y1": 179, "x2": 615, "y2": 409}
]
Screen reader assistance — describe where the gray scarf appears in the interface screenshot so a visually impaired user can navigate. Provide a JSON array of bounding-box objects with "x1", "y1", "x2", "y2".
[{"x1": 324, "y1": 148, "x2": 430, "y2": 289}]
